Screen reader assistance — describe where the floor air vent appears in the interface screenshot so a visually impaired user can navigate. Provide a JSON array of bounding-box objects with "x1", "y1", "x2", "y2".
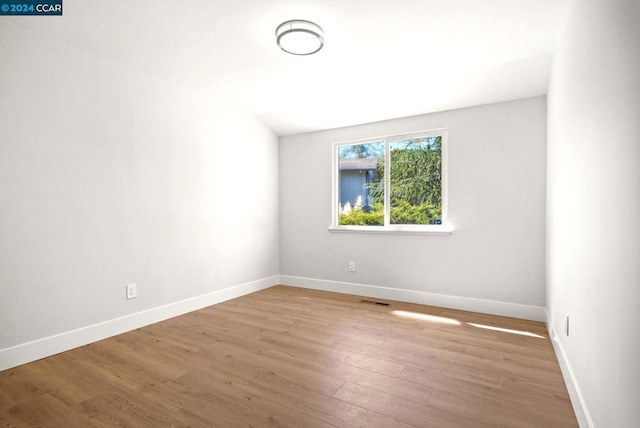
[{"x1": 360, "y1": 299, "x2": 391, "y2": 307}]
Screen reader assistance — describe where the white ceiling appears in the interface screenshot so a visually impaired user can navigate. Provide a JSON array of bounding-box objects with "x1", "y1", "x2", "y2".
[{"x1": 7, "y1": 0, "x2": 567, "y2": 136}]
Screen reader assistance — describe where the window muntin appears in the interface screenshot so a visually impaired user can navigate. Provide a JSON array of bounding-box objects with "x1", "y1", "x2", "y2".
[{"x1": 333, "y1": 129, "x2": 447, "y2": 230}]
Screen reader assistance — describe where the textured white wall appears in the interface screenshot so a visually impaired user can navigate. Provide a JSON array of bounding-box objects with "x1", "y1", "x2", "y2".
[
  {"x1": 280, "y1": 97, "x2": 547, "y2": 307},
  {"x1": 546, "y1": 0, "x2": 640, "y2": 426},
  {"x1": 0, "y1": 22, "x2": 279, "y2": 350}
]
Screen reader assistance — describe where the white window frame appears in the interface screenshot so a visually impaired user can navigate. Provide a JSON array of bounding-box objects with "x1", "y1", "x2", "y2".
[{"x1": 329, "y1": 128, "x2": 452, "y2": 235}]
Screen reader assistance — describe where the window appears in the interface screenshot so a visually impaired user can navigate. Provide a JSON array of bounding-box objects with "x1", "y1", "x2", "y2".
[{"x1": 331, "y1": 129, "x2": 449, "y2": 234}]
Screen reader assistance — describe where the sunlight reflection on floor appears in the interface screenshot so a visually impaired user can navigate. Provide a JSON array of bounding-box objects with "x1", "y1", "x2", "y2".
[
  {"x1": 467, "y1": 322, "x2": 545, "y2": 338},
  {"x1": 391, "y1": 310, "x2": 546, "y2": 339},
  {"x1": 391, "y1": 310, "x2": 461, "y2": 325}
]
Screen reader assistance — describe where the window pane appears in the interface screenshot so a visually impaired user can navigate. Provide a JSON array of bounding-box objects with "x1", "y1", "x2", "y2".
[
  {"x1": 389, "y1": 136, "x2": 442, "y2": 225},
  {"x1": 337, "y1": 142, "x2": 384, "y2": 225}
]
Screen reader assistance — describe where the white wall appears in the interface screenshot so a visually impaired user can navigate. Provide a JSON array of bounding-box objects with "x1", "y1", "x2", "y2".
[
  {"x1": 0, "y1": 22, "x2": 279, "y2": 355},
  {"x1": 280, "y1": 97, "x2": 547, "y2": 314},
  {"x1": 546, "y1": 0, "x2": 640, "y2": 426}
]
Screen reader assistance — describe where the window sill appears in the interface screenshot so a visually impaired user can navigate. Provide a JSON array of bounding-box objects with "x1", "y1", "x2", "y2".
[{"x1": 328, "y1": 225, "x2": 454, "y2": 236}]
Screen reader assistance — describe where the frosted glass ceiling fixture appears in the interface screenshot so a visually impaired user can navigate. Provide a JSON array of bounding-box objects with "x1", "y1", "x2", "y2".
[{"x1": 276, "y1": 20, "x2": 324, "y2": 55}]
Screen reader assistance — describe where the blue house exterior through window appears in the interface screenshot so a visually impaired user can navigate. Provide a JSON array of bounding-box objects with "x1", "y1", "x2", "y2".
[{"x1": 338, "y1": 157, "x2": 379, "y2": 211}]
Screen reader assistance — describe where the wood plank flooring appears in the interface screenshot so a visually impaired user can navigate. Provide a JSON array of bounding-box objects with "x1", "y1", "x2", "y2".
[{"x1": 0, "y1": 285, "x2": 578, "y2": 427}]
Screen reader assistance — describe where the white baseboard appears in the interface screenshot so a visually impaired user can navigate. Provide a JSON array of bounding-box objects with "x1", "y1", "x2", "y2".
[
  {"x1": 546, "y1": 310, "x2": 593, "y2": 428},
  {"x1": 0, "y1": 275, "x2": 279, "y2": 372},
  {"x1": 279, "y1": 275, "x2": 546, "y2": 322}
]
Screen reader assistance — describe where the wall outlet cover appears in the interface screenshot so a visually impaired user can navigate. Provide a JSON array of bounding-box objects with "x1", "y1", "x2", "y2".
[{"x1": 126, "y1": 283, "x2": 137, "y2": 299}]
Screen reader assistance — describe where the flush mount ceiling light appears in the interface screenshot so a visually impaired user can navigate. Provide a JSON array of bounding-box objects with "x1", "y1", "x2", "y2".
[{"x1": 276, "y1": 20, "x2": 324, "y2": 55}]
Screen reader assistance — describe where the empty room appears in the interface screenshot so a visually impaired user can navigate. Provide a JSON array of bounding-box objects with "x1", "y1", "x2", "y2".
[{"x1": 1, "y1": 0, "x2": 638, "y2": 427}]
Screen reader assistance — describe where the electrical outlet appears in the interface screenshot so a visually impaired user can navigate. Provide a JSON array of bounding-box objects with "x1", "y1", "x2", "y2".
[
  {"x1": 126, "y1": 283, "x2": 137, "y2": 299},
  {"x1": 348, "y1": 261, "x2": 356, "y2": 272},
  {"x1": 565, "y1": 314, "x2": 570, "y2": 336}
]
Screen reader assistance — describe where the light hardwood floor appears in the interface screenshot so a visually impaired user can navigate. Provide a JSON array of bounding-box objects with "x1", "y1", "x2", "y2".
[{"x1": 0, "y1": 285, "x2": 578, "y2": 427}]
